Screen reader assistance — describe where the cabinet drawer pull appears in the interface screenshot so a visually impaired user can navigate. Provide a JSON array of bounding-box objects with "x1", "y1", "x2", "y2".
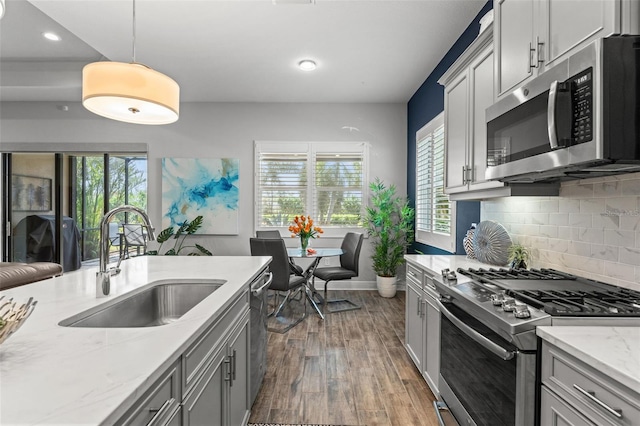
[
  {"x1": 421, "y1": 300, "x2": 427, "y2": 318},
  {"x1": 573, "y1": 384, "x2": 623, "y2": 419},
  {"x1": 417, "y1": 296, "x2": 422, "y2": 317},
  {"x1": 146, "y1": 398, "x2": 175, "y2": 426}
]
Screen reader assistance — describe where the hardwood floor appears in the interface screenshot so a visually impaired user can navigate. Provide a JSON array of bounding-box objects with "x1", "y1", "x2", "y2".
[{"x1": 249, "y1": 290, "x2": 440, "y2": 426}]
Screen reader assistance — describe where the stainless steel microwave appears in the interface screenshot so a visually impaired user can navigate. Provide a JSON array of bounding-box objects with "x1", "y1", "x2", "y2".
[{"x1": 485, "y1": 36, "x2": 640, "y2": 183}]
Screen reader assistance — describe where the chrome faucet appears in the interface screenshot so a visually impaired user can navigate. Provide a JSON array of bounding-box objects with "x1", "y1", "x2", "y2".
[{"x1": 96, "y1": 205, "x2": 156, "y2": 297}]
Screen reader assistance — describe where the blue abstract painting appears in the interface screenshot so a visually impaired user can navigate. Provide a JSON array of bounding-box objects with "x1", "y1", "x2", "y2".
[{"x1": 162, "y1": 158, "x2": 239, "y2": 235}]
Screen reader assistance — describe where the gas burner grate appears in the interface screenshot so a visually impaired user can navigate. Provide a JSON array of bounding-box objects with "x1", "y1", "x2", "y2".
[
  {"x1": 456, "y1": 266, "x2": 640, "y2": 317},
  {"x1": 457, "y1": 267, "x2": 576, "y2": 282},
  {"x1": 509, "y1": 288, "x2": 640, "y2": 316}
]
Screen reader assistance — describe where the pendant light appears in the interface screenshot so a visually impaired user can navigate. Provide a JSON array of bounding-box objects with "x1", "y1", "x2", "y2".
[
  {"x1": 0, "y1": 0, "x2": 5, "y2": 19},
  {"x1": 82, "y1": 0, "x2": 179, "y2": 125}
]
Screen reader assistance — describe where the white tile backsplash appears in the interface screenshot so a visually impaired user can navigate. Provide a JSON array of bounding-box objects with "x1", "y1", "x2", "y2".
[{"x1": 481, "y1": 172, "x2": 640, "y2": 291}]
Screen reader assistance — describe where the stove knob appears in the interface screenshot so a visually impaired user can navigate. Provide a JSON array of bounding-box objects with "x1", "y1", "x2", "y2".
[
  {"x1": 490, "y1": 293, "x2": 505, "y2": 306},
  {"x1": 514, "y1": 304, "x2": 531, "y2": 319},
  {"x1": 502, "y1": 298, "x2": 516, "y2": 312}
]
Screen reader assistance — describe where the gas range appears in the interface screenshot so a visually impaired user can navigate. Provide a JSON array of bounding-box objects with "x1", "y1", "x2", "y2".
[
  {"x1": 435, "y1": 267, "x2": 640, "y2": 350},
  {"x1": 458, "y1": 267, "x2": 640, "y2": 317}
]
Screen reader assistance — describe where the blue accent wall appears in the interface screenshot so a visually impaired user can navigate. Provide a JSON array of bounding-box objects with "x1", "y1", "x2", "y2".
[{"x1": 407, "y1": 1, "x2": 493, "y2": 255}]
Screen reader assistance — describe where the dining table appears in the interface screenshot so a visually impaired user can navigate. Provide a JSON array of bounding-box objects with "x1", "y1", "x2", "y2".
[{"x1": 286, "y1": 247, "x2": 343, "y2": 319}]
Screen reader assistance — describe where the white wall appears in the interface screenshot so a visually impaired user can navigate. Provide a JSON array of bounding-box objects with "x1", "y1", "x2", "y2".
[
  {"x1": 481, "y1": 172, "x2": 640, "y2": 291},
  {"x1": 1, "y1": 101, "x2": 407, "y2": 286}
]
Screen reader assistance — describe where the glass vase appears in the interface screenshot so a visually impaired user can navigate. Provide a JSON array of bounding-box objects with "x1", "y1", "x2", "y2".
[{"x1": 300, "y1": 235, "x2": 310, "y2": 255}]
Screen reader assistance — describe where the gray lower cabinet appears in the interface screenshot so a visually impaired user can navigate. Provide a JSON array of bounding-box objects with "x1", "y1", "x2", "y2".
[
  {"x1": 540, "y1": 341, "x2": 640, "y2": 426},
  {"x1": 118, "y1": 287, "x2": 251, "y2": 426},
  {"x1": 404, "y1": 261, "x2": 440, "y2": 396},
  {"x1": 183, "y1": 313, "x2": 249, "y2": 426},
  {"x1": 405, "y1": 276, "x2": 425, "y2": 372},
  {"x1": 165, "y1": 407, "x2": 183, "y2": 426},
  {"x1": 119, "y1": 361, "x2": 182, "y2": 426},
  {"x1": 183, "y1": 347, "x2": 226, "y2": 425},
  {"x1": 540, "y1": 386, "x2": 592, "y2": 426},
  {"x1": 423, "y1": 287, "x2": 439, "y2": 395},
  {"x1": 227, "y1": 316, "x2": 249, "y2": 426}
]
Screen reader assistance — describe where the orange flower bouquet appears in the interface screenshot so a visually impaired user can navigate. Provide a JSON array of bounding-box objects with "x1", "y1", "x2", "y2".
[{"x1": 289, "y1": 215, "x2": 323, "y2": 254}]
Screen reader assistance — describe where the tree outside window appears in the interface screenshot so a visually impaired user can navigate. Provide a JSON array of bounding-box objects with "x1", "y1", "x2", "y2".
[{"x1": 73, "y1": 155, "x2": 147, "y2": 260}]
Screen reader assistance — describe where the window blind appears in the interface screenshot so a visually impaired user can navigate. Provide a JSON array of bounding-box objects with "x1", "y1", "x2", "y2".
[
  {"x1": 314, "y1": 152, "x2": 364, "y2": 226},
  {"x1": 256, "y1": 153, "x2": 308, "y2": 227},
  {"x1": 416, "y1": 114, "x2": 451, "y2": 238},
  {"x1": 255, "y1": 142, "x2": 368, "y2": 231}
]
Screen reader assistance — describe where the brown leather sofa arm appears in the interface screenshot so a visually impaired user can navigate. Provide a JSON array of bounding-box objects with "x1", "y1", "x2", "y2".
[{"x1": 0, "y1": 262, "x2": 63, "y2": 291}]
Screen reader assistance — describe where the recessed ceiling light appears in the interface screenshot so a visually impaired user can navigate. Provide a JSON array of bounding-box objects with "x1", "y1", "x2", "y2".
[
  {"x1": 43, "y1": 32, "x2": 61, "y2": 41},
  {"x1": 298, "y1": 60, "x2": 317, "y2": 71}
]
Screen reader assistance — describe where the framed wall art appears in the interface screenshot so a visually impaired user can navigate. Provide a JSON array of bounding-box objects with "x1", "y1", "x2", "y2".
[
  {"x1": 11, "y1": 175, "x2": 52, "y2": 212},
  {"x1": 162, "y1": 158, "x2": 239, "y2": 235}
]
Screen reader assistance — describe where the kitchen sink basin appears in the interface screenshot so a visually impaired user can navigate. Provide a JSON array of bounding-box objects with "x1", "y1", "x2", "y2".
[{"x1": 59, "y1": 281, "x2": 225, "y2": 328}]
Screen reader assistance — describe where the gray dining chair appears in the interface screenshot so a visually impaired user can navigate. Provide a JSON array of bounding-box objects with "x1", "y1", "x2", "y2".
[
  {"x1": 256, "y1": 230, "x2": 304, "y2": 276},
  {"x1": 250, "y1": 237, "x2": 308, "y2": 333},
  {"x1": 312, "y1": 232, "x2": 363, "y2": 313},
  {"x1": 107, "y1": 222, "x2": 123, "y2": 259},
  {"x1": 122, "y1": 224, "x2": 147, "y2": 258},
  {"x1": 256, "y1": 230, "x2": 281, "y2": 239}
]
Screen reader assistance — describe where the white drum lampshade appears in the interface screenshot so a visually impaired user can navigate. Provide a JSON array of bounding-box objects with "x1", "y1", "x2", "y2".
[{"x1": 82, "y1": 61, "x2": 180, "y2": 125}]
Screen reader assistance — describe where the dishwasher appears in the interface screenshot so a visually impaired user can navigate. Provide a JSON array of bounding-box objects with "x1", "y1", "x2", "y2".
[{"x1": 249, "y1": 270, "x2": 272, "y2": 406}]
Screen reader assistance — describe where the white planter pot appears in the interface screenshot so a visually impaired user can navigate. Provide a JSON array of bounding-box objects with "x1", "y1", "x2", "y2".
[{"x1": 376, "y1": 275, "x2": 397, "y2": 298}]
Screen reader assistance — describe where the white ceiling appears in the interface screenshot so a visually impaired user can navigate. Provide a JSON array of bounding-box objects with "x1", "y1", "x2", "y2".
[{"x1": 0, "y1": 0, "x2": 486, "y2": 103}]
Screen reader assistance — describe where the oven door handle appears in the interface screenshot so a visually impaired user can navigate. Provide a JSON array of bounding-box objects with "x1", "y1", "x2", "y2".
[{"x1": 437, "y1": 299, "x2": 517, "y2": 361}]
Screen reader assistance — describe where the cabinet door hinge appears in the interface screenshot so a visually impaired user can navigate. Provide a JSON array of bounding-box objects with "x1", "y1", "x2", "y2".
[
  {"x1": 224, "y1": 356, "x2": 232, "y2": 384},
  {"x1": 536, "y1": 36, "x2": 544, "y2": 67},
  {"x1": 462, "y1": 165, "x2": 472, "y2": 185}
]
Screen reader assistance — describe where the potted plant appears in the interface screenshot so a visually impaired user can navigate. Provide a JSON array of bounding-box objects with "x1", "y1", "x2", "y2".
[
  {"x1": 146, "y1": 215, "x2": 213, "y2": 256},
  {"x1": 508, "y1": 243, "x2": 530, "y2": 269},
  {"x1": 365, "y1": 178, "x2": 415, "y2": 297}
]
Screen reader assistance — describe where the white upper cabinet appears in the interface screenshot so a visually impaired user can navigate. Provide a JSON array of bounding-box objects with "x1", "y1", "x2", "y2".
[
  {"x1": 443, "y1": 70, "x2": 469, "y2": 192},
  {"x1": 439, "y1": 25, "x2": 560, "y2": 200},
  {"x1": 494, "y1": 0, "x2": 640, "y2": 99},
  {"x1": 469, "y1": 44, "x2": 497, "y2": 193},
  {"x1": 494, "y1": 0, "x2": 537, "y2": 97},
  {"x1": 440, "y1": 26, "x2": 505, "y2": 198}
]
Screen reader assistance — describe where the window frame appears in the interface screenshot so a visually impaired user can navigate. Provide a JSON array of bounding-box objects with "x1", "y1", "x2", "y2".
[
  {"x1": 415, "y1": 113, "x2": 457, "y2": 252},
  {"x1": 254, "y1": 141, "x2": 369, "y2": 238}
]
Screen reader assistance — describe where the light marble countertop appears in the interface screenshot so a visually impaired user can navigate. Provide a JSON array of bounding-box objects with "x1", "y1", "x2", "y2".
[
  {"x1": 537, "y1": 326, "x2": 640, "y2": 393},
  {"x1": 0, "y1": 255, "x2": 270, "y2": 426}
]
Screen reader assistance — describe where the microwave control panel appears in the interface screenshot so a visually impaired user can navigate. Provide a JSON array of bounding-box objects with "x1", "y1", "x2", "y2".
[{"x1": 570, "y1": 68, "x2": 593, "y2": 145}]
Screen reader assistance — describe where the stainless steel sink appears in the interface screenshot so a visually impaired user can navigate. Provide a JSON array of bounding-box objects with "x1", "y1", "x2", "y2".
[{"x1": 59, "y1": 281, "x2": 225, "y2": 328}]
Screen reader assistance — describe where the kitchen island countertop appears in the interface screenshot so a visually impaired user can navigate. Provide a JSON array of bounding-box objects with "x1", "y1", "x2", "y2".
[
  {"x1": 0, "y1": 255, "x2": 270, "y2": 425},
  {"x1": 537, "y1": 326, "x2": 640, "y2": 392}
]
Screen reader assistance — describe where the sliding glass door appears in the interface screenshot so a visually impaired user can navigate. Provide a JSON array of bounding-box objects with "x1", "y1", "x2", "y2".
[
  {"x1": 72, "y1": 154, "x2": 147, "y2": 262},
  {"x1": 5, "y1": 153, "x2": 61, "y2": 266},
  {"x1": 1, "y1": 150, "x2": 147, "y2": 268}
]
